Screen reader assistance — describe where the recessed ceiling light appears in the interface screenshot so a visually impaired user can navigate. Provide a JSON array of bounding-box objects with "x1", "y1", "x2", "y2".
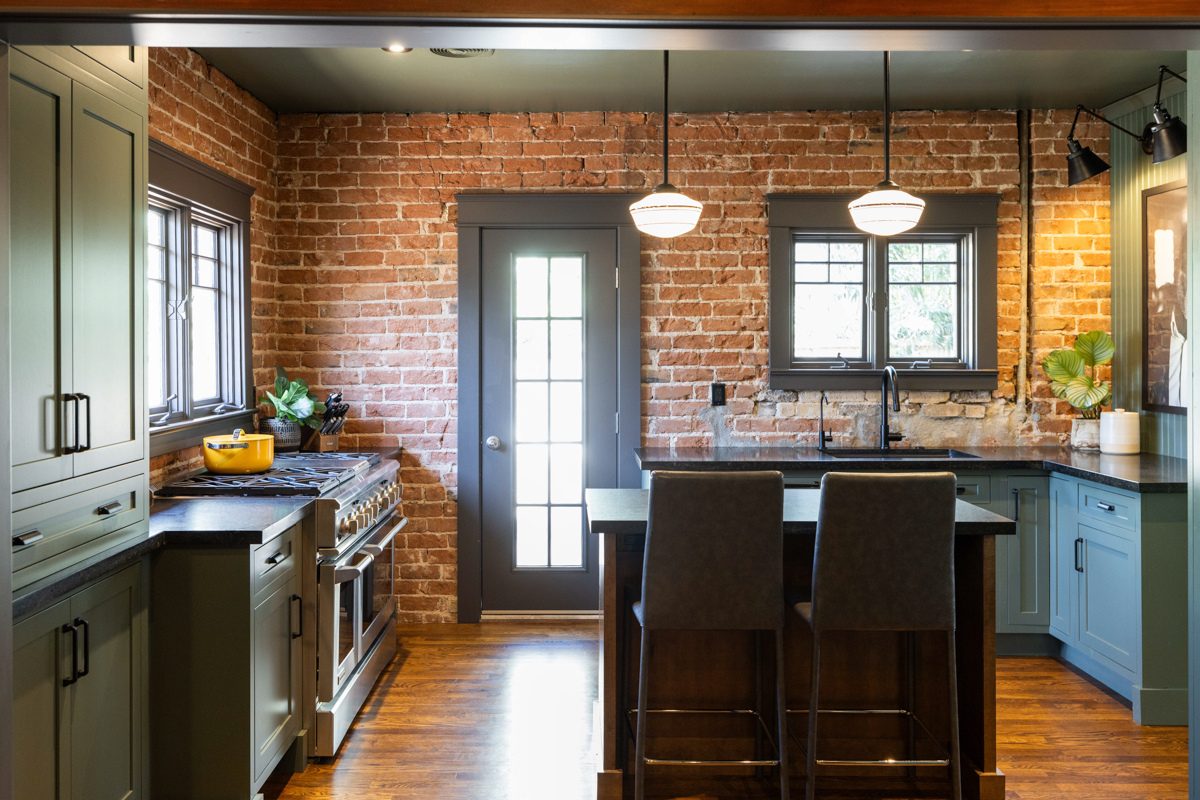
[
  {"x1": 430, "y1": 48, "x2": 494, "y2": 58},
  {"x1": 383, "y1": 45, "x2": 412, "y2": 54}
]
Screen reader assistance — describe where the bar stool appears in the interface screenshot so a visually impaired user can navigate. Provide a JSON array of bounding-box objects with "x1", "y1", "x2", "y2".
[
  {"x1": 628, "y1": 470, "x2": 789, "y2": 800},
  {"x1": 791, "y1": 472, "x2": 961, "y2": 800}
]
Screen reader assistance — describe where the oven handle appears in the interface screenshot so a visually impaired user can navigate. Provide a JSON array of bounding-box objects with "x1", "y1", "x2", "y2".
[
  {"x1": 360, "y1": 516, "x2": 403, "y2": 557},
  {"x1": 334, "y1": 553, "x2": 373, "y2": 584}
]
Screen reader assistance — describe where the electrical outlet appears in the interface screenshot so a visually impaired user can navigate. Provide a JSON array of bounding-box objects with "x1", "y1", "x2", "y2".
[{"x1": 711, "y1": 382, "x2": 726, "y2": 407}]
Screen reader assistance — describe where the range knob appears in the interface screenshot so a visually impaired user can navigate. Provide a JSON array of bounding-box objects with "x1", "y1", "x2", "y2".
[{"x1": 340, "y1": 516, "x2": 358, "y2": 536}]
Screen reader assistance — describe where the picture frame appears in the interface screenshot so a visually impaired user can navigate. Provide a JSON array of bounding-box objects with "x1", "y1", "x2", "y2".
[{"x1": 1142, "y1": 178, "x2": 1188, "y2": 415}]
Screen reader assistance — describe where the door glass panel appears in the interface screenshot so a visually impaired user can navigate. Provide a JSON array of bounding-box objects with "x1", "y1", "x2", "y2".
[
  {"x1": 512, "y1": 253, "x2": 586, "y2": 571},
  {"x1": 338, "y1": 581, "x2": 355, "y2": 667}
]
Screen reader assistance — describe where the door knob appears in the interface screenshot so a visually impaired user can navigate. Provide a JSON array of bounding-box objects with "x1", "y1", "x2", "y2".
[{"x1": 485, "y1": 436, "x2": 501, "y2": 451}]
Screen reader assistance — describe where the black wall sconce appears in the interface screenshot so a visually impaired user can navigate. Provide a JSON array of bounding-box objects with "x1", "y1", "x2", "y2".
[{"x1": 1065, "y1": 64, "x2": 1187, "y2": 186}]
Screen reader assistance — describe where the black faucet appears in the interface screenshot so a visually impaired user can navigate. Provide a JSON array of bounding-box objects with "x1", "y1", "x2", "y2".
[
  {"x1": 817, "y1": 392, "x2": 832, "y2": 451},
  {"x1": 880, "y1": 366, "x2": 903, "y2": 450}
]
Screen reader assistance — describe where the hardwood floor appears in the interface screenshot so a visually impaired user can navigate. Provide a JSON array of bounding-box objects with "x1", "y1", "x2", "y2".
[{"x1": 262, "y1": 622, "x2": 1187, "y2": 800}]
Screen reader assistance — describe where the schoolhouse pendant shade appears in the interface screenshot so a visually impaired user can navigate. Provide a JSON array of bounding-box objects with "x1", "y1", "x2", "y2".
[
  {"x1": 850, "y1": 52, "x2": 923, "y2": 236},
  {"x1": 630, "y1": 50, "x2": 702, "y2": 238},
  {"x1": 848, "y1": 181, "x2": 926, "y2": 236},
  {"x1": 630, "y1": 183, "x2": 703, "y2": 238}
]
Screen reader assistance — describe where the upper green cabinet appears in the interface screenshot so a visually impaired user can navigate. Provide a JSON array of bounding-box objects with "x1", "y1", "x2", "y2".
[{"x1": 9, "y1": 48, "x2": 146, "y2": 496}]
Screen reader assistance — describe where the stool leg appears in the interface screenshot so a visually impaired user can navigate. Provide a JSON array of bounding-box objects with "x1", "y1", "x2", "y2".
[
  {"x1": 775, "y1": 628, "x2": 790, "y2": 800},
  {"x1": 906, "y1": 631, "x2": 916, "y2": 778},
  {"x1": 805, "y1": 631, "x2": 820, "y2": 800},
  {"x1": 946, "y1": 629, "x2": 963, "y2": 800},
  {"x1": 635, "y1": 626, "x2": 651, "y2": 800}
]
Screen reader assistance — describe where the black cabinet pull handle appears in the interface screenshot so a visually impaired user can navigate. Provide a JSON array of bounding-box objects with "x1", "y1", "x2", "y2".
[
  {"x1": 1011, "y1": 487, "x2": 1020, "y2": 521},
  {"x1": 957, "y1": 486, "x2": 968, "y2": 495},
  {"x1": 62, "y1": 622, "x2": 79, "y2": 686},
  {"x1": 74, "y1": 618, "x2": 90, "y2": 679},
  {"x1": 63, "y1": 394, "x2": 82, "y2": 454},
  {"x1": 1075, "y1": 538, "x2": 1084, "y2": 573},
  {"x1": 266, "y1": 551, "x2": 285, "y2": 566},
  {"x1": 78, "y1": 394, "x2": 92, "y2": 452},
  {"x1": 291, "y1": 594, "x2": 303, "y2": 639},
  {"x1": 1096, "y1": 501, "x2": 1115, "y2": 512}
]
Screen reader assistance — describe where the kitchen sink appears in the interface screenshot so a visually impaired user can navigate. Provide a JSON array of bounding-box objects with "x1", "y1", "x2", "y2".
[{"x1": 822, "y1": 448, "x2": 981, "y2": 460}]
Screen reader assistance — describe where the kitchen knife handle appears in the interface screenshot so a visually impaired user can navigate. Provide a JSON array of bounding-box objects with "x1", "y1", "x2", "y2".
[
  {"x1": 74, "y1": 618, "x2": 90, "y2": 679},
  {"x1": 63, "y1": 393, "x2": 81, "y2": 454},
  {"x1": 62, "y1": 622, "x2": 79, "y2": 686}
]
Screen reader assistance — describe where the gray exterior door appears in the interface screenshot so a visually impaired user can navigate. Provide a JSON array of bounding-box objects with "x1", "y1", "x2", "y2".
[{"x1": 480, "y1": 228, "x2": 619, "y2": 612}]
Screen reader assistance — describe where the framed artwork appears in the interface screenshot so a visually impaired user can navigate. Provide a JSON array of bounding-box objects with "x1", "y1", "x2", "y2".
[{"x1": 1142, "y1": 178, "x2": 1188, "y2": 415}]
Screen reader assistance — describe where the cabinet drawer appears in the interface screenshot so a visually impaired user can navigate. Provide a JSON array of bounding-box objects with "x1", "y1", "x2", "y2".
[
  {"x1": 252, "y1": 524, "x2": 299, "y2": 598},
  {"x1": 12, "y1": 476, "x2": 147, "y2": 584},
  {"x1": 954, "y1": 474, "x2": 991, "y2": 505},
  {"x1": 783, "y1": 472, "x2": 826, "y2": 490},
  {"x1": 1077, "y1": 483, "x2": 1137, "y2": 533}
]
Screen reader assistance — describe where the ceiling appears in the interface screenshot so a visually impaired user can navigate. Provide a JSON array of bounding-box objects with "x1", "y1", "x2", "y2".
[{"x1": 195, "y1": 48, "x2": 1187, "y2": 115}]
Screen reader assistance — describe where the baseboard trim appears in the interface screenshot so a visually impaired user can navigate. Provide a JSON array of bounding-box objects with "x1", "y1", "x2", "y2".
[
  {"x1": 481, "y1": 611, "x2": 601, "y2": 620},
  {"x1": 996, "y1": 632, "x2": 1060, "y2": 657}
]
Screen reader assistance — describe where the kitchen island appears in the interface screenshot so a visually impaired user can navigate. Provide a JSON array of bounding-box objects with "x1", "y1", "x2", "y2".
[{"x1": 586, "y1": 487, "x2": 1016, "y2": 800}]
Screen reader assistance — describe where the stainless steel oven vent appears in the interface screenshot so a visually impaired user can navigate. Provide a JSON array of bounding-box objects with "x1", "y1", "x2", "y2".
[{"x1": 430, "y1": 48, "x2": 495, "y2": 58}]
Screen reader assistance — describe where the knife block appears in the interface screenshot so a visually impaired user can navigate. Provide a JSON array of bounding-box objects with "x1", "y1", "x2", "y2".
[{"x1": 301, "y1": 428, "x2": 340, "y2": 452}]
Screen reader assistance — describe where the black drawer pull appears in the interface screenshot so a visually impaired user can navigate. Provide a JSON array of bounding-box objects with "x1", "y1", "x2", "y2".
[
  {"x1": 63, "y1": 393, "x2": 82, "y2": 454},
  {"x1": 957, "y1": 486, "x2": 969, "y2": 495},
  {"x1": 12, "y1": 530, "x2": 43, "y2": 547},
  {"x1": 1096, "y1": 501, "x2": 1116, "y2": 512},
  {"x1": 291, "y1": 594, "x2": 303, "y2": 639},
  {"x1": 1075, "y1": 538, "x2": 1084, "y2": 573},
  {"x1": 265, "y1": 551, "x2": 285, "y2": 566},
  {"x1": 793, "y1": 481, "x2": 820, "y2": 488},
  {"x1": 97, "y1": 501, "x2": 123, "y2": 515}
]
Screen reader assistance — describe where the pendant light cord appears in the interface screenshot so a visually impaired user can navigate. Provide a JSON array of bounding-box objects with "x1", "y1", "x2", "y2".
[
  {"x1": 662, "y1": 50, "x2": 670, "y2": 187},
  {"x1": 883, "y1": 51, "x2": 891, "y2": 184}
]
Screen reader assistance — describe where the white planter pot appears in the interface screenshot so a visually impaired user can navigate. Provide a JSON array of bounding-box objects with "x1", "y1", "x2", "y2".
[{"x1": 1070, "y1": 418, "x2": 1100, "y2": 449}]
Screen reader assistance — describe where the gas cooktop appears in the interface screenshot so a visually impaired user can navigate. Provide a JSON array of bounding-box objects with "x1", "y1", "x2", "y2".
[{"x1": 157, "y1": 451, "x2": 383, "y2": 498}]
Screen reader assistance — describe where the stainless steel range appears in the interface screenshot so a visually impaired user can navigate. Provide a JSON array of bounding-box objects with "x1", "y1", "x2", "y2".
[{"x1": 158, "y1": 450, "x2": 406, "y2": 757}]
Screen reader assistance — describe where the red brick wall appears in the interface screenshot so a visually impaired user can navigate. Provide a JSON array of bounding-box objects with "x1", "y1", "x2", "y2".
[
  {"x1": 147, "y1": 47, "x2": 279, "y2": 483},
  {"x1": 150, "y1": 50, "x2": 1111, "y2": 622},
  {"x1": 271, "y1": 108, "x2": 1110, "y2": 621}
]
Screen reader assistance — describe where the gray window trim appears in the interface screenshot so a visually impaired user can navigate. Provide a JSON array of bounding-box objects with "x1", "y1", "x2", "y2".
[
  {"x1": 767, "y1": 192, "x2": 1000, "y2": 392},
  {"x1": 455, "y1": 193, "x2": 643, "y2": 623},
  {"x1": 148, "y1": 138, "x2": 255, "y2": 457}
]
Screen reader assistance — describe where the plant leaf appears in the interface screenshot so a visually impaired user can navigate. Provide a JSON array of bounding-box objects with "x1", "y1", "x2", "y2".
[
  {"x1": 1050, "y1": 381, "x2": 1069, "y2": 400},
  {"x1": 1064, "y1": 376, "x2": 1111, "y2": 409},
  {"x1": 1042, "y1": 350, "x2": 1086, "y2": 383},
  {"x1": 291, "y1": 397, "x2": 314, "y2": 419},
  {"x1": 1073, "y1": 330, "x2": 1115, "y2": 367},
  {"x1": 274, "y1": 374, "x2": 288, "y2": 398},
  {"x1": 294, "y1": 378, "x2": 309, "y2": 395}
]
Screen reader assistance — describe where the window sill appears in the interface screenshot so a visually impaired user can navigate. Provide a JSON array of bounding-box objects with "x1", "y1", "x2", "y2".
[
  {"x1": 769, "y1": 369, "x2": 998, "y2": 392},
  {"x1": 149, "y1": 409, "x2": 257, "y2": 458}
]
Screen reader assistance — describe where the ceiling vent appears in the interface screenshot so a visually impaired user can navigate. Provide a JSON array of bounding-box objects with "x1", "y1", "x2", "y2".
[{"x1": 430, "y1": 48, "x2": 495, "y2": 58}]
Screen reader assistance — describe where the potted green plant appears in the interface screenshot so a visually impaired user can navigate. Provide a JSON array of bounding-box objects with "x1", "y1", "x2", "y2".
[
  {"x1": 1041, "y1": 330, "x2": 1114, "y2": 449},
  {"x1": 258, "y1": 366, "x2": 326, "y2": 452}
]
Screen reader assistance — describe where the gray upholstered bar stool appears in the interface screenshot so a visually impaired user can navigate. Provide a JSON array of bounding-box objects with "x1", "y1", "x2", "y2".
[
  {"x1": 629, "y1": 470, "x2": 789, "y2": 800},
  {"x1": 792, "y1": 472, "x2": 961, "y2": 800}
]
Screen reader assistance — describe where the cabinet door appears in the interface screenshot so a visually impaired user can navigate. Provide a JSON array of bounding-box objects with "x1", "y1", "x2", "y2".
[
  {"x1": 1078, "y1": 523, "x2": 1138, "y2": 673},
  {"x1": 251, "y1": 575, "x2": 302, "y2": 787},
  {"x1": 13, "y1": 599, "x2": 74, "y2": 800},
  {"x1": 69, "y1": 83, "x2": 146, "y2": 478},
  {"x1": 1048, "y1": 477, "x2": 1077, "y2": 642},
  {"x1": 1000, "y1": 476, "x2": 1050, "y2": 630},
  {"x1": 9, "y1": 52, "x2": 75, "y2": 492},
  {"x1": 68, "y1": 565, "x2": 143, "y2": 800}
]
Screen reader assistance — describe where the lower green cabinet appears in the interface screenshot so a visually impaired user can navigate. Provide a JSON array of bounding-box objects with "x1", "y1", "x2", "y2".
[
  {"x1": 13, "y1": 563, "x2": 147, "y2": 800},
  {"x1": 995, "y1": 474, "x2": 1050, "y2": 632},
  {"x1": 252, "y1": 574, "x2": 303, "y2": 787}
]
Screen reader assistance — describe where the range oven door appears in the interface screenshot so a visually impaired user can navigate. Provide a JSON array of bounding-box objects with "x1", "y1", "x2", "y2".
[
  {"x1": 360, "y1": 516, "x2": 400, "y2": 652},
  {"x1": 318, "y1": 551, "x2": 368, "y2": 702}
]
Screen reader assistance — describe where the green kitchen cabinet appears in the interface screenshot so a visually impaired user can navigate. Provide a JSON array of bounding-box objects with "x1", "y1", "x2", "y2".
[
  {"x1": 995, "y1": 475, "x2": 1051, "y2": 632},
  {"x1": 8, "y1": 46, "x2": 148, "y2": 588},
  {"x1": 12, "y1": 563, "x2": 147, "y2": 800},
  {"x1": 1048, "y1": 474, "x2": 1076, "y2": 641},
  {"x1": 151, "y1": 522, "x2": 307, "y2": 799}
]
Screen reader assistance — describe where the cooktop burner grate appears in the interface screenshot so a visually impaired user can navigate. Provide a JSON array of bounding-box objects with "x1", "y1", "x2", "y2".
[{"x1": 159, "y1": 465, "x2": 356, "y2": 497}]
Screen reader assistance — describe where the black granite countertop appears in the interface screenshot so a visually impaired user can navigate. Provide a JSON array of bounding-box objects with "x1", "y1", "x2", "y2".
[
  {"x1": 585, "y1": 488, "x2": 1015, "y2": 537},
  {"x1": 633, "y1": 446, "x2": 1187, "y2": 494},
  {"x1": 13, "y1": 496, "x2": 315, "y2": 619}
]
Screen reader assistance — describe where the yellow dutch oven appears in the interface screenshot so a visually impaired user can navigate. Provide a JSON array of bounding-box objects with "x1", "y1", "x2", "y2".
[{"x1": 203, "y1": 429, "x2": 274, "y2": 474}]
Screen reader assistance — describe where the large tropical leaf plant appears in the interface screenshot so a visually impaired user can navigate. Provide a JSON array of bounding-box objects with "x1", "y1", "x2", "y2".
[
  {"x1": 258, "y1": 366, "x2": 327, "y2": 429},
  {"x1": 1041, "y1": 330, "x2": 1114, "y2": 420}
]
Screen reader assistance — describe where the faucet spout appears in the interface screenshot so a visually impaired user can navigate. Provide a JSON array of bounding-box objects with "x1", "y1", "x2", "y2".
[{"x1": 881, "y1": 366, "x2": 901, "y2": 450}]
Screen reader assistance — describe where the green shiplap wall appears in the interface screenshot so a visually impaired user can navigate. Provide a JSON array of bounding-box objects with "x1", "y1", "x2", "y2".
[{"x1": 1111, "y1": 87, "x2": 1189, "y2": 457}]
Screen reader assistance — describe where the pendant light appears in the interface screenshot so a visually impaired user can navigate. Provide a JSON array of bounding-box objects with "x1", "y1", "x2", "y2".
[
  {"x1": 629, "y1": 51, "x2": 703, "y2": 238},
  {"x1": 848, "y1": 52, "x2": 925, "y2": 236}
]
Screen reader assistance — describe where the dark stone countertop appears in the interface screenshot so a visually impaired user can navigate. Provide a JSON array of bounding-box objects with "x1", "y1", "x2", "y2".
[
  {"x1": 633, "y1": 446, "x2": 1187, "y2": 494},
  {"x1": 585, "y1": 488, "x2": 1015, "y2": 537},
  {"x1": 13, "y1": 496, "x2": 315, "y2": 619}
]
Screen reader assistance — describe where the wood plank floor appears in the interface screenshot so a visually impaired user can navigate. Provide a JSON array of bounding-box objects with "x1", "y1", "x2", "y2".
[{"x1": 262, "y1": 622, "x2": 1187, "y2": 800}]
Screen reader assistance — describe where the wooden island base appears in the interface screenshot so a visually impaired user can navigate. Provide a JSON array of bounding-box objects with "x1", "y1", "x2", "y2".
[{"x1": 597, "y1": 533, "x2": 1005, "y2": 800}]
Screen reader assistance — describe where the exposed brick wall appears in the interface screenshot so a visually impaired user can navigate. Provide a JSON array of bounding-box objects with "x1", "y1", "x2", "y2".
[
  {"x1": 270, "y1": 108, "x2": 1110, "y2": 621},
  {"x1": 150, "y1": 50, "x2": 1112, "y2": 622},
  {"x1": 146, "y1": 48, "x2": 280, "y2": 484}
]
